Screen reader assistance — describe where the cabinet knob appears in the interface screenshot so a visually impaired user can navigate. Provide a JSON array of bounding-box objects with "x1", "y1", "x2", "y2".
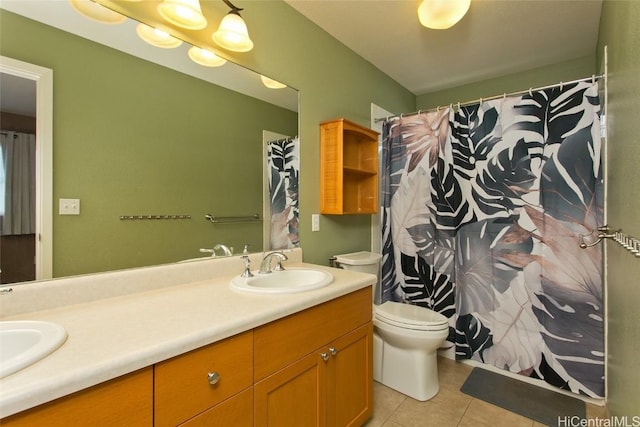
[
  {"x1": 320, "y1": 352, "x2": 330, "y2": 362},
  {"x1": 207, "y1": 371, "x2": 220, "y2": 385},
  {"x1": 329, "y1": 347, "x2": 337, "y2": 356}
]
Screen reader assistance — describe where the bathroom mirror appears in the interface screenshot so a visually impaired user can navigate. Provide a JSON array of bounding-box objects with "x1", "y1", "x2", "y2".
[{"x1": 0, "y1": 2, "x2": 298, "y2": 283}]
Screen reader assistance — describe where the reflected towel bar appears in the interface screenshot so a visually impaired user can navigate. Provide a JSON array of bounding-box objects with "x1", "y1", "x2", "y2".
[
  {"x1": 205, "y1": 213, "x2": 262, "y2": 224},
  {"x1": 119, "y1": 214, "x2": 191, "y2": 220}
]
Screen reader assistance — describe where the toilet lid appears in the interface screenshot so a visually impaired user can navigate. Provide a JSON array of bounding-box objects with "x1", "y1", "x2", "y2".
[{"x1": 374, "y1": 301, "x2": 449, "y2": 330}]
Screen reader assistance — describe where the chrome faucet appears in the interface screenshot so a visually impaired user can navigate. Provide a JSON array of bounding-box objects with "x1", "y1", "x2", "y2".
[
  {"x1": 214, "y1": 244, "x2": 233, "y2": 257},
  {"x1": 199, "y1": 243, "x2": 233, "y2": 257},
  {"x1": 259, "y1": 251, "x2": 288, "y2": 274}
]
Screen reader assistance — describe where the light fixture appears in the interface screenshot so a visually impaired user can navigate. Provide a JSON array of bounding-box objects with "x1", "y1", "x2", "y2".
[
  {"x1": 188, "y1": 47, "x2": 227, "y2": 67},
  {"x1": 212, "y1": 0, "x2": 254, "y2": 52},
  {"x1": 157, "y1": 0, "x2": 207, "y2": 30},
  {"x1": 417, "y1": 0, "x2": 471, "y2": 30},
  {"x1": 260, "y1": 75, "x2": 287, "y2": 89},
  {"x1": 69, "y1": 0, "x2": 126, "y2": 24},
  {"x1": 136, "y1": 24, "x2": 183, "y2": 48}
]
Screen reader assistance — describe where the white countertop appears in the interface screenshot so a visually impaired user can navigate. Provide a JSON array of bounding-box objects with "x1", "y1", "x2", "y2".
[{"x1": 0, "y1": 255, "x2": 375, "y2": 418}]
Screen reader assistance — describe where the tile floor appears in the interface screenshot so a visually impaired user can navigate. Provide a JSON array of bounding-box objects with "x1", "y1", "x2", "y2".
[{"x1": 364, "y1": 357, "x2": 607, "y2": 427}]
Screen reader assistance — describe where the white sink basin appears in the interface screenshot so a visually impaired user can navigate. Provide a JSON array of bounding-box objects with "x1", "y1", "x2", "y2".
[
  {"x1": 230, "y1": 268, "x2": 333, "y2": 294},
  {"x1": 0, "y1": 320, "x2": 67, "y2": 378}
]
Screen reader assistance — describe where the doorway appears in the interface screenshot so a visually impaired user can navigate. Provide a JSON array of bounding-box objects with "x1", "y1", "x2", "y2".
[{"x1": 0, "y1": 56, "x2": 53, "y2": 283}]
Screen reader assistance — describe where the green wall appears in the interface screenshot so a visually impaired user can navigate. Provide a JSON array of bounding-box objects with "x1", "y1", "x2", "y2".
[
  {"x1": 416, "y1": 55, "x2": 595, "y2": 109},
  {"x1": 597, "y1": 0, "x2": 640, "y2": 416},
  {"x1": 0, "y1": 10, "x2": 297, "y2": 276}
]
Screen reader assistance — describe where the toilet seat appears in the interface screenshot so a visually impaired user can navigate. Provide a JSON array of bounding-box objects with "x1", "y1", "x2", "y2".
[{"x1": 374, "y1": 301, "x2": 449, "y2": 331}]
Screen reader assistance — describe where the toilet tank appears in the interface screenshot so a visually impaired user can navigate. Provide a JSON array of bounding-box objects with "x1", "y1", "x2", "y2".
[{"x1": 334, "y1": 251, "x2": 382, "y2": 276}]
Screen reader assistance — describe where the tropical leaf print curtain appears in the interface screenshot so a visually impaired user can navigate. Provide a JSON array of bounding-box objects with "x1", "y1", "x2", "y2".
[
  {"x1": 267, "y1": 137, "x2": 299, "y2": 250},
  {"x1": 380, "y1": 81, "x2": 604, "y2": 398}
]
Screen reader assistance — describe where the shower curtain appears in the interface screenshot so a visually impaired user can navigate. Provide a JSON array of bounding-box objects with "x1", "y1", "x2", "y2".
[
  {"x1": 267, "y1": 137, "x2": 299, "y2": 250},
  {"x1": 380, "y1": 81, "x2": 604, "y2": 398}
]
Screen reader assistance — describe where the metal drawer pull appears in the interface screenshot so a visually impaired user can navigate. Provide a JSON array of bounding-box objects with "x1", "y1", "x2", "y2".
[
  {"x1": 207, "y1": 372, "x2": 220, "y2": 385},
  {"x1": 321, "y1": 352, "x2": 330, "y2": 362},
  {"x1": 329, "y1": 347, "x2": 337, "y2": 356}
]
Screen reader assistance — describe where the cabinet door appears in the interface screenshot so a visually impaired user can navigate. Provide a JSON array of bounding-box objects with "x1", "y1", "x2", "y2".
[
  {"x1": 254, "y1": 350, "x2": 327, "y2": 427},
  {"x1": 1, "y1": 368, "x2": 153, "y2": 427},
  {"x1": 327, "y1": 323, "x2": 373, "y2": 427}
]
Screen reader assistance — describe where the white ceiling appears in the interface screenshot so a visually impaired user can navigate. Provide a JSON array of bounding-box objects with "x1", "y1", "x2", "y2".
[{"x1": 285, "y1": 0, "x2": 603, "y2": 95}]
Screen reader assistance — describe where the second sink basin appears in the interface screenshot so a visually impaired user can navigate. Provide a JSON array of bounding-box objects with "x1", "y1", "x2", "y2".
[
  {"x1": 231, "y1": 268, "x2": 333, "y2": 294},
  {"x1": 0, "y1": 320, "x2": 68, "y2": 378}
]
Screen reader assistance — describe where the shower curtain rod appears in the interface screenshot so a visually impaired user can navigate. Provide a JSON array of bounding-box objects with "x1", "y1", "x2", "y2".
[{"x1": 374, "y1": 74, "x2": 604, "y2": 123}]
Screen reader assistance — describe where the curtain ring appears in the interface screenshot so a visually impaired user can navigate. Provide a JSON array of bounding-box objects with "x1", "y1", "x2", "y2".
[
  {"x1": 592, "y1": 74, "x2": 596, "y2": 83},
  {"x1": 417, "y1": 109, "x2": 422, "y2": 115},
  {"x1": 503, "y1": 93, "x2": 506, "y2": 100},
  {"x1": 479, "y1": 97, "x2": 483, "y2": 105},
  {"x1": 529, "y1": 88, "x2": 533, "y2": 97},
  {"x1": 457, "y1": 102, "x2": 460, "y2": 110},
  {"x1": 560, "y1": 81, "x2": 564, "y2": 90},
  {"x1": 437, "y1": 106, "x2": 440, "y2": 112}
]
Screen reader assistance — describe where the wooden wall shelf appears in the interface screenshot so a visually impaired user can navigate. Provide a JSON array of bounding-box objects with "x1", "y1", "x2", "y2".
[{"x1": 320, "y1": 119, "x2": 379, "y2": 215}]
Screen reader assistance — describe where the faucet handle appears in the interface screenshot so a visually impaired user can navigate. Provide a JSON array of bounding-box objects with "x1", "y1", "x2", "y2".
[
  {"x1": 240, "y1": 256, "x2": 254, "y2": 278},
  {"x1": 273, "y1": 259, "x2": 286, "y2": 271}
]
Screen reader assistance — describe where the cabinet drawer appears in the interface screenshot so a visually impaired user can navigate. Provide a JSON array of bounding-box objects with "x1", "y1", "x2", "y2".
[
  {"x1": 1, "y1": 368, "x2": 153, "y2": 427},
  {"x1": 179, "y1": 387, "x2": 253, "y2": 427},
  {"x1": 154, "y1": 331, "x2": 253, "y2": 427},
  {"x1": 254, "y1": 286, "x2": 372, "y2": 380}
]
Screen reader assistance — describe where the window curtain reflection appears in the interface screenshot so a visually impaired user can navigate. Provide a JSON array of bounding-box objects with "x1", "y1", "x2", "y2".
[
  {"x1": 0, "y1": 131, "x2": 36, "y2": 235},
  {"x1": 267, "y1": 137, "x2": 299, "y2": 250}
]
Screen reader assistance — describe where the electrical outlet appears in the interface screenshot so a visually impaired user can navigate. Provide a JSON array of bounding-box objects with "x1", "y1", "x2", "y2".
[
  {"x1": 59, "y1": 198, "x2": 80, "y2": 215},
  {"x1": 312, "y1": 214, "x2": 320, "y2": 232}
]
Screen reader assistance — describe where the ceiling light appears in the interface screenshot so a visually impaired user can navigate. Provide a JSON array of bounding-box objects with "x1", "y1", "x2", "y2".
[
  {"x1": 260, "y1": 76, "x2": 287, "y2": 89},
  {"x1": 417, "y1": 0, "x2": 471, "y2": 30},
  {"x1": 136, "y1": 24, "x2": 183, "y2": 48},
  {"x1": 69, "y1": 0, "x2": 126, "y2": 24},
  {"x1": 188, "y1": 47, "x2": 227, "y2": 67},
  {"x1": 157, "y1": 0, "x2": 207, "y2": 30},
  {"x1": 212, "y1": 0, "x2": 254, "y2": 52}
]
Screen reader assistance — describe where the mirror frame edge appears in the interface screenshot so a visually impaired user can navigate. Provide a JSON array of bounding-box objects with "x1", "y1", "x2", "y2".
[{"x1": 0, "y1": 55, "x2": 53, "y2": 281}]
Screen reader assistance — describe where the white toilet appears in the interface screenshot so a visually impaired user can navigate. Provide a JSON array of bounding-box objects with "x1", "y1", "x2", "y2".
[{"x1": 334, "y1": 251, "x2": 450, "y2": 401}]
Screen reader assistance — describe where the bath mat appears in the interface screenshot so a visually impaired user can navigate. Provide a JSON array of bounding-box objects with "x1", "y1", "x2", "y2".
[{"x1": 460, "y1": 367, "x2": 586, "y2": 426}]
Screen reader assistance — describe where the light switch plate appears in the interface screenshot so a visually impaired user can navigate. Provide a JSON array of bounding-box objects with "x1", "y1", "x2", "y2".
[
  {"x1": 312, "y1": 214, "x2": 320, "y2": 231},
  {"x1": 59, "y1": 198, "x2": 80, "y2": 215}
]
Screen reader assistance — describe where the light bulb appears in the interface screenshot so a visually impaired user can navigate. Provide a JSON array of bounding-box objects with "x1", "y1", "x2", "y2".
[
  {"x1": 136, "y1": 24, "x2": 183, "y2": 48},
  {"x1": 157, "y1": 0, "x2": 207, "y2": 30},
  {"x1": 188, "y1": 47, "x2": 227, "y2": 67},
  {"x1": 261, "y1": 75, "x2": 287, "y2": 89},
  {"x1": 417, "y1": 0, "x2": 471, "y2": 30},
  {"x1": 213, "y1": 12, "x2": 254, "y2": 52},
  {"x1": 69, "y1": 0, "x2": 126, "y2": 24}
]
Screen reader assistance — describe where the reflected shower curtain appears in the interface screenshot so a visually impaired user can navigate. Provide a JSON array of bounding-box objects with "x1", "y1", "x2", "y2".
[
  {"x1": 267, "y1": 137, "x2": 299, "y2": 250},
  {"x1": 380, "y1": 81, "x2": 604, "y2": 397}
]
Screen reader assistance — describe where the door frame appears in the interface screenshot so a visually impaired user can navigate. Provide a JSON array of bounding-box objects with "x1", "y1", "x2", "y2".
[{"x1": 1, "y1": 55, "x2": 53, "y2": 280}]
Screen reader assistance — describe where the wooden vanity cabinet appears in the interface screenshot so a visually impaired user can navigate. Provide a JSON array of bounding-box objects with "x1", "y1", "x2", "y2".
[
  {"x1": 1, "y1": 287, "x2": 373, "y2": 427},
  {"x1": 254, "y1": 287, "x2": 373, "y2": 427},
  {"x1": 1, "y1": 368, "x2": 153, "y2": 427},
  {"x1": 320, "y1": 118, "x2": 379, "y2": 215},
  {"x1": 154, "y1": 331, "x2": 253, "y2": 427}
]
